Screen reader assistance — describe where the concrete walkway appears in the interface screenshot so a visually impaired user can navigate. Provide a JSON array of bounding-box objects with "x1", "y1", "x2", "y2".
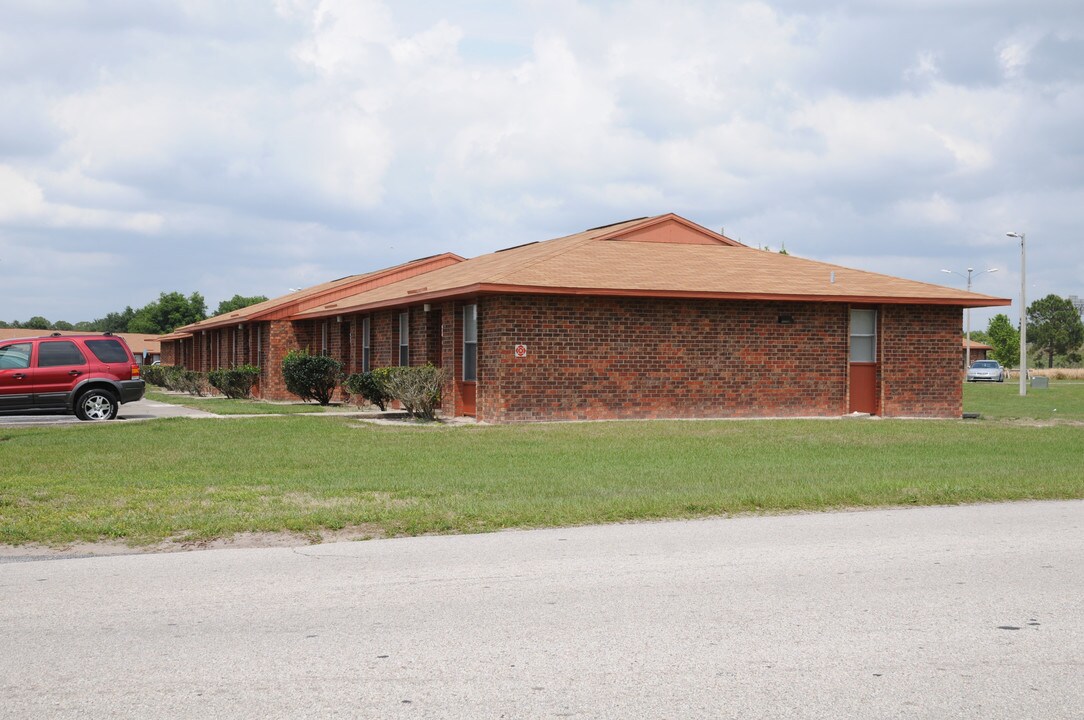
[{"x1": 1, "y1": 501, "x2": 1081, "y2": 719}]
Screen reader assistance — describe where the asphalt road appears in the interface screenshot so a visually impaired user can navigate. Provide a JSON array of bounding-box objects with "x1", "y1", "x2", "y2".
[
  {"x1": 0, "y1": 397, "x2": 213, "y2": 426},
  {"x1": 1, "y1": 501, "x2": 1081, "y2": 719}
]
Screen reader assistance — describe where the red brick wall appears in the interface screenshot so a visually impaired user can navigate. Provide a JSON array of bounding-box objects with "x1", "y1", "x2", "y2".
[
  {"x1": 476, "y1": 295, "x2": 852, "y2": 423},
  {"x1": 198, "y1": 296, "x2": 964, "y2": 419},
  {"x1": 880, "y1": 305, "x2": 961, "y2": 417},
  {"x1": 161, "y1": 340, "x2": 178, "y2": 365},
  {"x1": 259, "y1": 320, "x2": 306, "y2": 400}
]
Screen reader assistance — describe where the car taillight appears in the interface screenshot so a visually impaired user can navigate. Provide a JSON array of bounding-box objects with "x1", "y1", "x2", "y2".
[{"x1": 131, "y1": 364, "x2": 141, "y2": 379}]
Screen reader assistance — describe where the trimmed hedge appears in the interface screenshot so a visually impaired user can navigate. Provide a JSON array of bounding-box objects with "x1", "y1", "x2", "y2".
[
  {"x1": 281, "y1": 350, "x2": 343, "y2": 405},
  {"x1": 208, "y1": 365, "x2": 260, "y2": 399},
  {"x1": 380, "y1": 365, "x2": 449, "y2": 420},
  {"x1": 342, "y1": 368, "x2": 394, "y2": 411},
  {"x1": 143, "y1": 364, "x2": 208, "y2": 396}
]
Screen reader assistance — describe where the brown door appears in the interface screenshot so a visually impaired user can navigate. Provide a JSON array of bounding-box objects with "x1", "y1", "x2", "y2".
[
  {"x1": 848, "y1": 309, "x2": 879, "y2": 414},
  {"x1": 459, "y1": 304, "x2": 478, "y2": 416},
  {"x1": 457, "y1": 381, "x2": 476, "y2": 416}
]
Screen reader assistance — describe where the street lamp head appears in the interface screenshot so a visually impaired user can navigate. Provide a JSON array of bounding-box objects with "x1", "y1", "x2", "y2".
[
  {"x1": 1006, "y1": 232, "x2": 1023, "y2": 239},
  {"x1": 940, "y1": 269, "x2": 952, "y2": 274}
]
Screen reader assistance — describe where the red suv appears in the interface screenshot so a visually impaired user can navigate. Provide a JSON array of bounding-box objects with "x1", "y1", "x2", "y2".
[{"x1": 0, "y1": 333, "x2": 145, "y2": 421}]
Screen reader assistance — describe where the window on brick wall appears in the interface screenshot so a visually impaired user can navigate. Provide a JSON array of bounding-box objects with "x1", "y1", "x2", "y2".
[
  {"x1": 849, "y1": 309, "x2": 877, "y2": 362},
  {"x1": 362, "y1": 316, "x2": 371, "y2": 372},
  {"x1": 321, "y1": 321, "x2": 329, "y2": 356},
  {"x1": 463, "y1": 303, "x2": 477, "y2": 382},
  {"x1": 398, "y1": 311, "x2": 409, "y2": 366}
]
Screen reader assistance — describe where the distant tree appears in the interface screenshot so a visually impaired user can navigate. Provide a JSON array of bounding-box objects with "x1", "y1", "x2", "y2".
[
  {"x1": 51, "y1": 320, "x2": 75, "y2": 331},
  {"x1": 128, "y1": 292, "x2": 207, "y2": 334},
  {"x1": 214, "y1": 294, "x2": 268, "y2": 316},
  {"x1": 1027, "y1": 294, "x2": 1084, "y2": 368},
  {"x1": 24, "y1": 316, "x2": 51, "y2": 330},
  {"x1": 94, "y1": 306, "x2": 137, "y2": 333},
  {"x1": 986, "y1": 314, "x2": 1020, "y2": 367},
  {"x1": 0, "y1": 320, "x2": 9, "y2": 329},
  {"x1": 74, "y1": 321, "x2": 96, "y2": 331},
  {"x1": 967, "y1": 330, "x2": 991, "y2": 345}
]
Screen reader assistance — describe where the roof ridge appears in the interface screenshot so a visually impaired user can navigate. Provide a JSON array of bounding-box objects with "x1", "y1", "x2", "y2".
[{"x1": 484, "y1": 217, "x2": 655, "y2": 284}]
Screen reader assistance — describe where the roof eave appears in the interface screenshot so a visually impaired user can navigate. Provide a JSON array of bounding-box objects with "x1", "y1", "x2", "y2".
[{"x1": 293, "y1": 283, "x2": 1012, "y2": 318}]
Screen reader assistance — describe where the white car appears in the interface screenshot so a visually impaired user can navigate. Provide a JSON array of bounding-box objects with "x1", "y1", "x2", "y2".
[{"x1": 966, "y1": 360, "x2": 1005, "y2": 382}]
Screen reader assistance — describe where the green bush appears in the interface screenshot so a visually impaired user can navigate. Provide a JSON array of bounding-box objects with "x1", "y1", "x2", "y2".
[
  {"x1": 142, "y1": 364, "x2": 167, "y2": 387},
  {"x1": 174, "y1": 368, "x2": 209, "y2": 396},
  {"x1": 342, "y1": 368, "x2": 394, "y2": 411},
  {"x1": 281, "y1": 350, "x2": 343, "y2": 405},
  {"x1": 208, "y1": 365, "x2": 260, "y2": 399},
  {"x1": 381, "y1": 364, "x2": 449, "y2": 420},
  {"x1": 146, "y1": 365, "x2": 208, "y2": 396}
]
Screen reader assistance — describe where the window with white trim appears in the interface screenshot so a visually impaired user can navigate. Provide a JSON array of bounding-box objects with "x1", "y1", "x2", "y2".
[
  {"x1": 463, "y1": 304, "x2": 477, "y2": 382},
  {"x1": 362, "y1": 316, "x2": 371, "y2": 372},
  {"x1": 849, "y1": 309, "x2": 877, "y2": 362},
  {"x1": 321, "y1": 321, "x2": 329, "y2": 356},
  {"x1": 398, "y1": 311, "x2": 409, "y2": 366}
]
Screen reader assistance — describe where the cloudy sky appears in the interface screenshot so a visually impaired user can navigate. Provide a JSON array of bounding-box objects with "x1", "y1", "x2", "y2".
[{"x1": 2, "y1": 0, "x2": 1082, "y2": 328}]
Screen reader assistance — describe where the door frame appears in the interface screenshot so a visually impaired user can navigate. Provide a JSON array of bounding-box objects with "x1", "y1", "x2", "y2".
[{"x1": 848, "y1": 307, "x2": 880, "y2": 415}]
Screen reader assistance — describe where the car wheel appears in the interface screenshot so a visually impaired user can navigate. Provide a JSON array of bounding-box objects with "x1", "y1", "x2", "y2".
[{"x1": 75, "y1": 389, "x2": 119, "y2": 421}]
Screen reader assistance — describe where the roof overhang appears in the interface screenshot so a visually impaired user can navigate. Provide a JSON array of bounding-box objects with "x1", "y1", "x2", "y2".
[{"x1": 294, "y1": 283, "x2": 1011, "y2": 319}]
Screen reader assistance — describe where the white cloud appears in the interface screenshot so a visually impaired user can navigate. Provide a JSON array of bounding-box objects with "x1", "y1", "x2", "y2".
[
  {"x1": 0, "y1": 0, "x2": 1082, "y2": 322},
  {"x1": 0, "y1": 164, "x2": 162, "y2": 232}
]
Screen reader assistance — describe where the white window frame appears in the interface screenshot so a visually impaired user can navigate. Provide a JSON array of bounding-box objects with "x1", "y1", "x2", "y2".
[
  {"x1": 398, "y1": 311, "x2": 409, "y2": 366},
  {"x1": 362, "y1": 316, "x2": 371, "y2": 372},
  {"x1": 849, "y1": 309, "x2": 877, "y2": 363},
  {"x1": 463, "y1": 304, "x2": 477, "y2": 382}
]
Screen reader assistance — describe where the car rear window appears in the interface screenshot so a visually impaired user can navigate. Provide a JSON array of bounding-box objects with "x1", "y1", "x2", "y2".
[
  {"x1": 973, "y1": 361, "x2": 998, "y2": 368},
  {"x1": 85, "y1": 339, "x2": 130, "y2": 363},
  {"x1": 37, "y1": 340, "x2": 87, "y2": 367}
]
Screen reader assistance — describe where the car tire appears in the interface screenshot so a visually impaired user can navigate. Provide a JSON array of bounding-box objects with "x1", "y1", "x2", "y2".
[{"x1": 75, "y1": 389, "x2": 119, "y2": 421}]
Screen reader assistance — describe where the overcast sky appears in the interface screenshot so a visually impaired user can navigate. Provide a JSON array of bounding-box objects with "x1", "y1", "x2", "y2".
[{"x1": 2, "y1": 0, "x2": 1082, "y2": 328}]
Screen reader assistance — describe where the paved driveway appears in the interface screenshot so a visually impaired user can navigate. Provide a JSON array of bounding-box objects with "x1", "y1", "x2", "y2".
[
  {"x1": 1, "y1": 501, "x2": 1080, "y2": 719},
  {"x1": 0, "y1": 397, "x2": 213, "y2": 426}
]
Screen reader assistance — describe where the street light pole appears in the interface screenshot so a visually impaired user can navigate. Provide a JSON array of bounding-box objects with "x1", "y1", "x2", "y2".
[
  {"x1": 941, "y1": 267, "x2": 998, "y2": 370},
  {"x1": 1007, "y1": 232, "x2": 1027, "y2": 396}
]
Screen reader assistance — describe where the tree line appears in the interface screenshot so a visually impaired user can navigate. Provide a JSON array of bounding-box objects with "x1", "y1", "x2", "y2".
[
  {"x1": 972, "y1": 294, "x2": 1084, "y2": 369},
  {"x1": 1, "y1": 293, "x2": 268, "y2": 336}
]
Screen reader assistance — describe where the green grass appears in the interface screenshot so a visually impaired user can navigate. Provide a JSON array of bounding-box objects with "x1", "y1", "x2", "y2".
[
  {"x1": 1, "y1": 411, "x2": 1081, "y2": 547},
  {"x1": 964, "y1": 380, "x2": 1084, "y2": 420},
  {"x1": 145, "y1": 389, "x2": 331, "y2": 415}
]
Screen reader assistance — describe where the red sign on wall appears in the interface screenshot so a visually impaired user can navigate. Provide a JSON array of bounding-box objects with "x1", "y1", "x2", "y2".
[{"x1": 514, "y1": 344, "x2": 527, "y2": 358}]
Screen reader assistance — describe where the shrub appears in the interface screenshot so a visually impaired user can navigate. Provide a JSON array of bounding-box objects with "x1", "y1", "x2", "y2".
[
  {"x1": 281, "y1": 350, "x2": 343, "y2": 405},
  {"x1": 342, "y1": 368, "x2": 394, "y2": 411},
  {"x1": 142, "y1": 364, "x2": 168, "y2": 387},
  {"x1": 146, "y1": 365, "x2": 208, "y2": 396},
  {"x1": 208, "y1": 365, "x2": 260, "y2": 399},
  {"x1": 381, "y1": 364, "x2": 449, "y2": 420},
  {"x1": 174, "y1": 368, "x2": 209, "y2": 396}
]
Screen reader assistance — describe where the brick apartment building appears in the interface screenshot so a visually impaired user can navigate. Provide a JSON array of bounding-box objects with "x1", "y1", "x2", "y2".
[{"x1": 159, "y1": 214, "x2": 1009, "y2": 422}]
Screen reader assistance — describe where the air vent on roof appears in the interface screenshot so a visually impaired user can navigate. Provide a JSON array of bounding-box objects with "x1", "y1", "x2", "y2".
[
  {"x1": 585, "y1": 217, "x2": 650, "y2": 232},
  {"x1": 496, "y1": 241, "x2": 539, "y2": 253}
]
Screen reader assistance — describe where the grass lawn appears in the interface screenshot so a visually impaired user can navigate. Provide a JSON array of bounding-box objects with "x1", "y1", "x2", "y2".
[
  {"x1": 145, "y1": 389, "x2": 333, "y2": 415},
  {"x1": 963, "y1": 379, "x2": 1084, "y2": 420},
  {"x1": 2, "y1": 398, "x2": 1082, "y2": 546}
]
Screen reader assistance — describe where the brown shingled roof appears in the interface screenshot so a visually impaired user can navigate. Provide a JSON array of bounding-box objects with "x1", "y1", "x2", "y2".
[
  {"x1": 294, "y1": 214, "x2": 1010, "y2": 319},
  {"x1": 166, "y1": 252, "x2": 465, "y2": 338}
]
